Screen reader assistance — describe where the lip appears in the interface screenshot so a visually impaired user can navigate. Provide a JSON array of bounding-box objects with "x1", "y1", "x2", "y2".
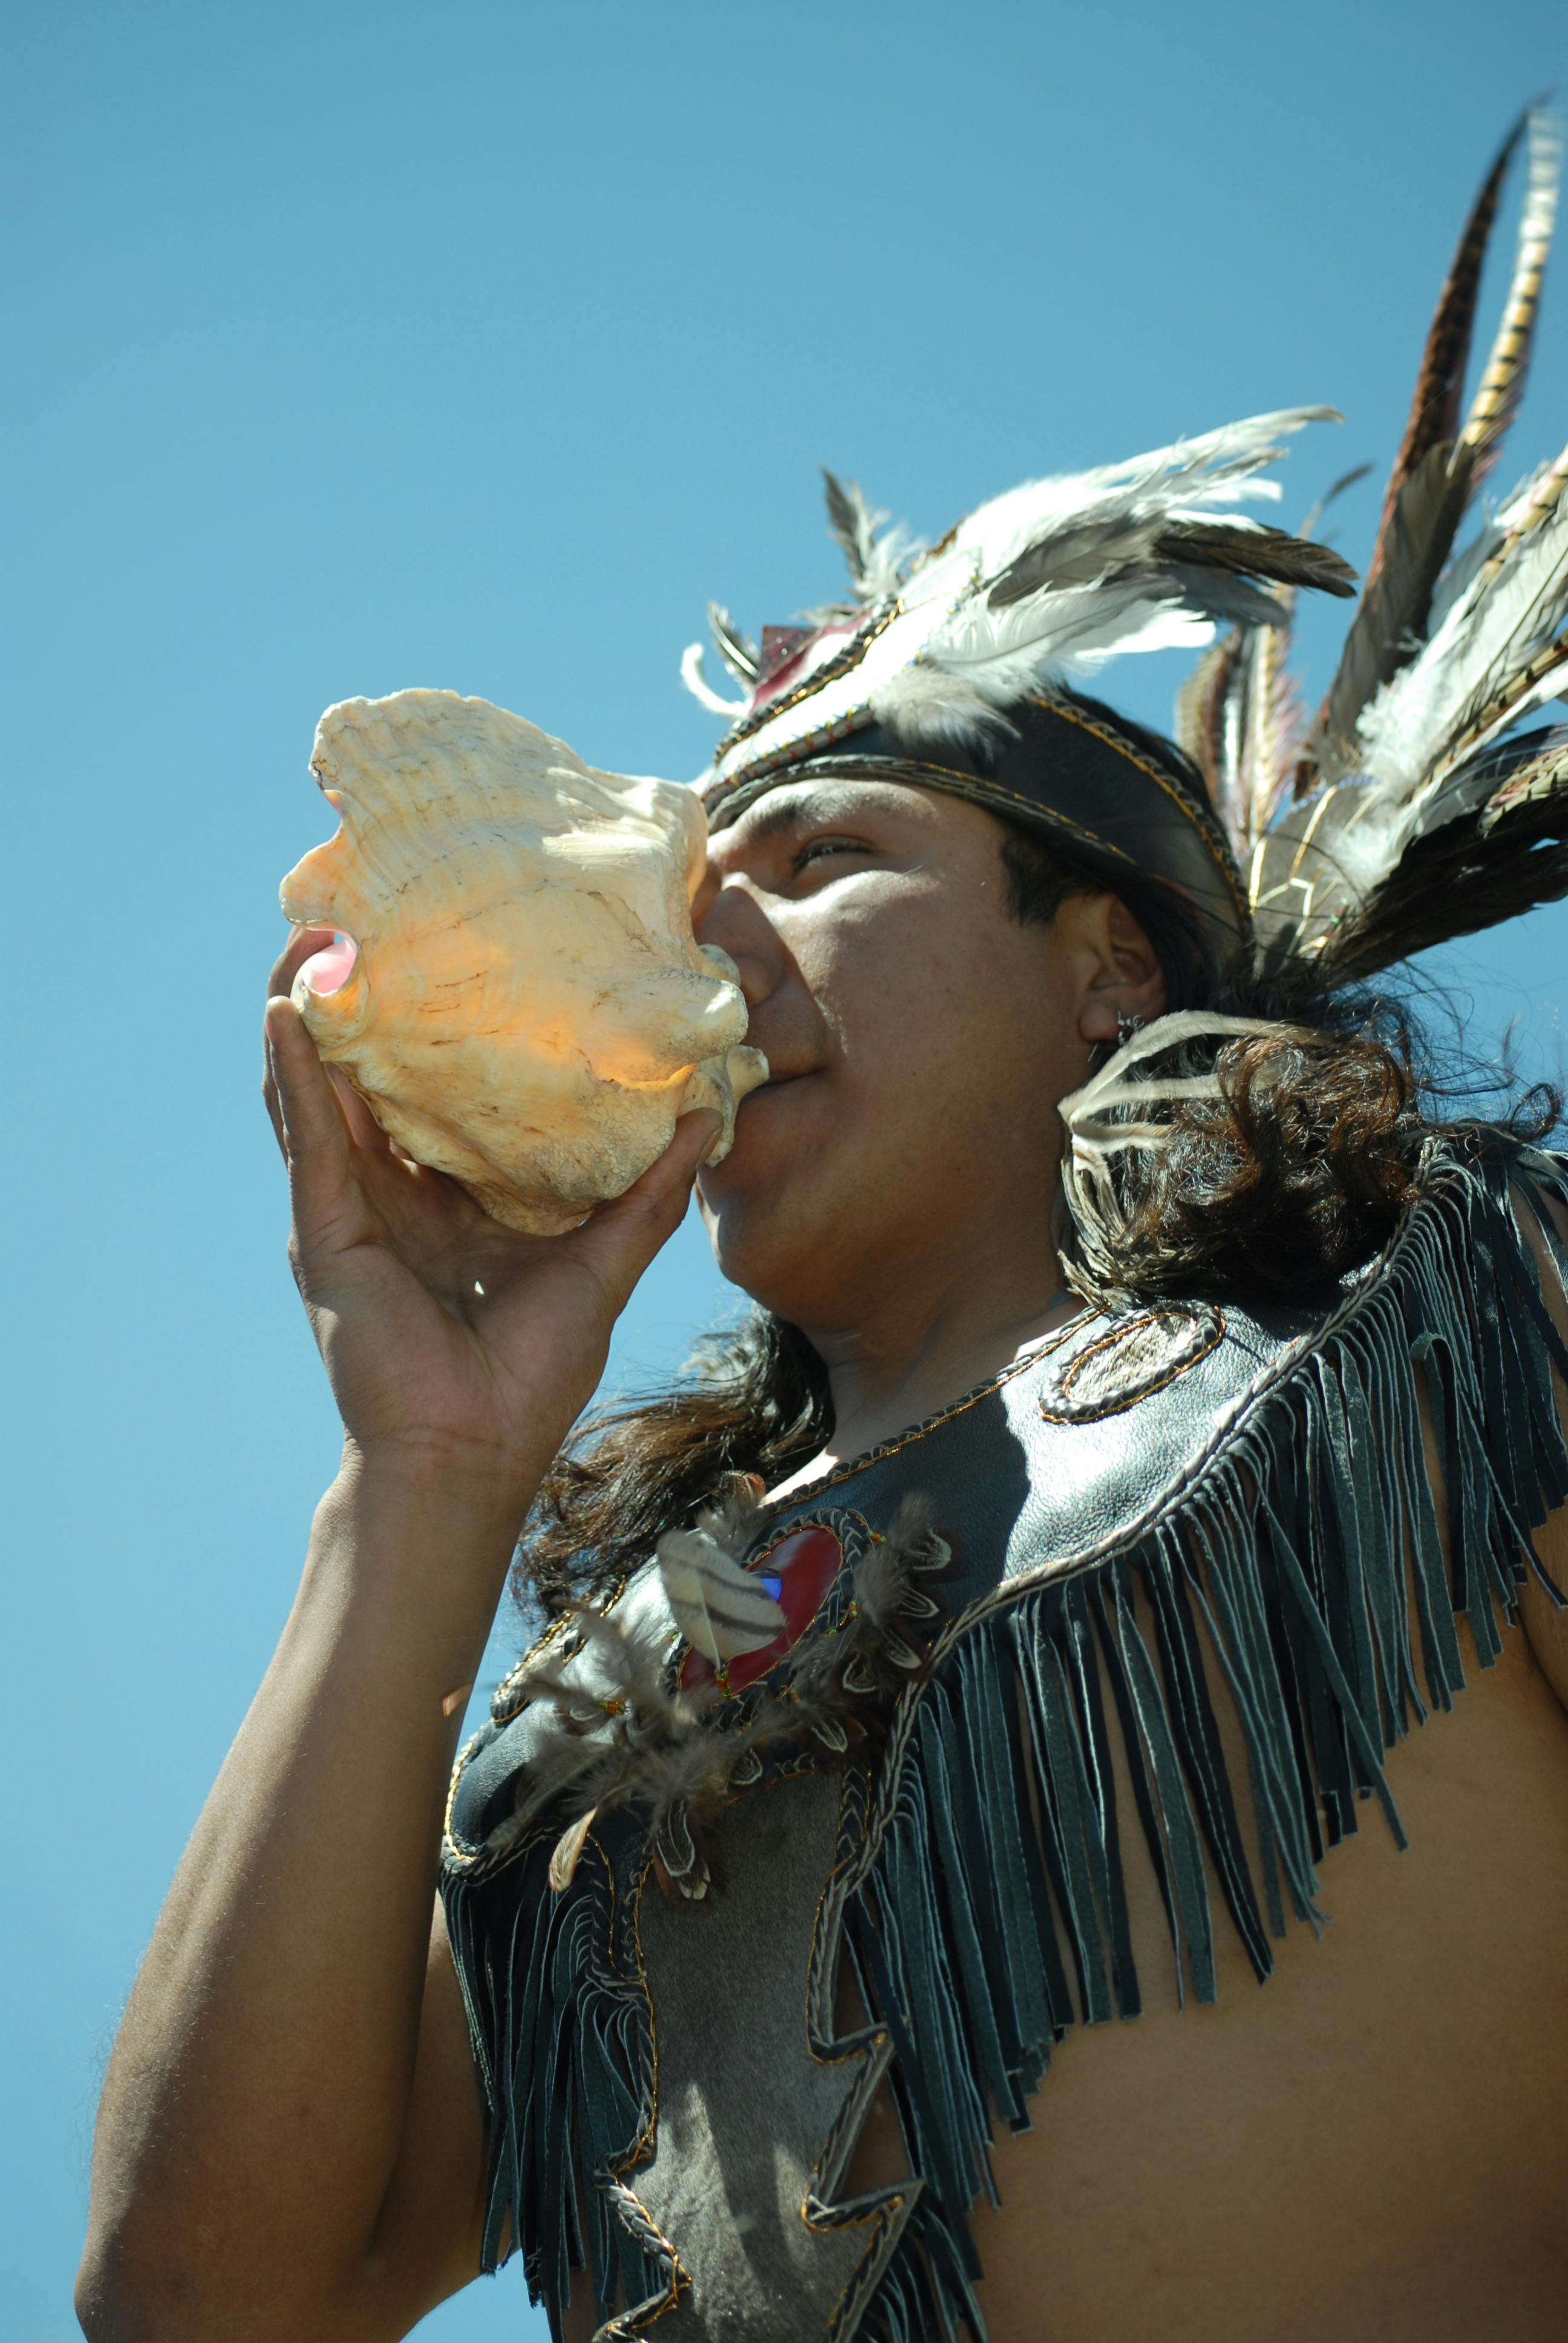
[{"x1": 729, "y1": 1067, "x2": 820, "y2": 1124}]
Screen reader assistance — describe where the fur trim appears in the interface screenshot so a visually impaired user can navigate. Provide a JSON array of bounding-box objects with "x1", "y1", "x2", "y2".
[{"x1": 866, "y1": 663, "x2": 1019, "y2": 752}]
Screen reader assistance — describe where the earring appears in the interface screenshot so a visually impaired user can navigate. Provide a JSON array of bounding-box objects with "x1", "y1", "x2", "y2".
[{"x1": 1089, "y1": 1012, "x2": 1145, "y2": 1072}]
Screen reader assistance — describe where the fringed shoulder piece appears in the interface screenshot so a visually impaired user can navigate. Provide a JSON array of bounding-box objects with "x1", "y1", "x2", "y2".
[{"x1": 441, "y1": 1139, "x2": 1568, "y2": 2343}]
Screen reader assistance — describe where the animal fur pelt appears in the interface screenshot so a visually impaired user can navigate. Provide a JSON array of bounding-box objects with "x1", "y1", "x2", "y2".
[{"x1": 487, "y1": 1490, "x2": 948, "y2": 1901}]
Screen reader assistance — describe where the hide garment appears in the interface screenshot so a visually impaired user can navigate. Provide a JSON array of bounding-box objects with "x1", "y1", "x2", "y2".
[{"x1": 441, "y1": 1140, "x2": 1568, "y2": 2341}]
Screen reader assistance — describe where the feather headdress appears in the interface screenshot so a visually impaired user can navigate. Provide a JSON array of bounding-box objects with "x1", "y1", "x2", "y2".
[
  {"x1": 687, "y1": 408, "x2": 1356, "y2": 793},
  {"x1": 1198, "y1": 105, "x2": 1568, "y2": 973},
  {"x1": 687, "y1": 105, "x2": 1568, "y2": 985}
]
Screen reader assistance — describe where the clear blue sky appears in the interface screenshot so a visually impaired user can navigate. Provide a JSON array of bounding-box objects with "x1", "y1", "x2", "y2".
[{"x1": 5, "y1": 3, "x2": 1567, "y2": 2335}]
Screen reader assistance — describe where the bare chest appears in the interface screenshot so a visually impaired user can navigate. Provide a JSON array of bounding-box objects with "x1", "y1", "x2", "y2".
[{"x1": 915, "y1": 1637, "x2": 1568, "y2": 2342}]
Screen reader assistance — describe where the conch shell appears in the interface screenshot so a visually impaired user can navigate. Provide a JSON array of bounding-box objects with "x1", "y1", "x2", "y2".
[{"x1": 279, "y1": 689, "x2": 767, "y2": 1234}]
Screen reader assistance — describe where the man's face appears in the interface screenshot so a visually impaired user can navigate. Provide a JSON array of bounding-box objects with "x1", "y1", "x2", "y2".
[{"x1": 692, "y1": 778, "x2": 1163, "y2": 1333}]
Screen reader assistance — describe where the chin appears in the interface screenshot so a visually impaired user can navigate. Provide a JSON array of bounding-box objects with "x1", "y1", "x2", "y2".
[
  {"x1": 705, "y1": 1073, "x2": 824, "y2": 1194},
  {"x1": 699, "y1": 1075, "x2": 888, "y2": 1309},
  {"x1": 699, "y1": 1179, "x2": 814, "y2": 1305},
  {"x1": 699, "y1": 1172, "x2": 840, "y2": 1321}
]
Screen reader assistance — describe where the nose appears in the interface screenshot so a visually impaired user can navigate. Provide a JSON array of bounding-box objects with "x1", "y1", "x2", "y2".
[{"x1": 695, "y1": 874, "x2": 782, "y2": 1012}]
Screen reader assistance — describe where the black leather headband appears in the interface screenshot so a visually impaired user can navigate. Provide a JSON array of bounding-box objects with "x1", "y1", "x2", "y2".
[{"x1": 701, "y1": 693, "x2": 1250, "y2": 955}]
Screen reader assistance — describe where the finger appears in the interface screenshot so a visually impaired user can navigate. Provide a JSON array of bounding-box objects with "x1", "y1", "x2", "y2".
[
  {"x1": 268, "y1": 923, "x2": 335, "y2": 1003},
  {"x1": 264, "y1": 995, "x2": 358, "y2": 1227},
  {"x1": 263, "y1": 926, "x2": 335, "y2": 1154},
  {"x1": 263, "y1": 1054, "x2": 287, "y2": 1158},
  {"x1": 567, "y1": 1109, "x2": 721, "y2": 1292},
  {"x1": 324, "y1": 1063, "x2": 397, "y2": 1158},
  {"x1": 309, "y1": 1073, "x2": 494, "y2": 1273}
]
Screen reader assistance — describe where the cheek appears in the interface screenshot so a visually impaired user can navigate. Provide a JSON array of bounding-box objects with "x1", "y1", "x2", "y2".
[{"x1": 795, "y1": 883, "x2": 1064, "y2": 1093}]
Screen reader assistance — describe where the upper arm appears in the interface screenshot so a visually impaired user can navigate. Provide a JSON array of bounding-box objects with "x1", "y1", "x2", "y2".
[
  {"x1": 373, "y1": 1903, "x2": 609, "y2": 2343},
  {"x1": 353, "y1": 1898, "x2": 490, "y2": 2335},
  {"x1": 1510, "y1": 1180, "x2": 1568, "y2": 1715}
]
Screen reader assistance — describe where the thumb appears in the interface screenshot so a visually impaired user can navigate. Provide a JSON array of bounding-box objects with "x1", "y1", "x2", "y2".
[{"x1": 566, "y1": 1108, "x2": 722, "y2": 1297}]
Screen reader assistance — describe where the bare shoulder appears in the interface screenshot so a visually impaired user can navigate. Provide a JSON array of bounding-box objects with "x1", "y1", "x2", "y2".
[{"x1": 1510, "y1": 1175, "x2": 1568, "y2": 1712}]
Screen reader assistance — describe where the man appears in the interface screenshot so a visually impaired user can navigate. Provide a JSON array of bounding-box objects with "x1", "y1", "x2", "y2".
[{"x1": 80, "y1": 113, "x2": 1568, "y2": 2342}]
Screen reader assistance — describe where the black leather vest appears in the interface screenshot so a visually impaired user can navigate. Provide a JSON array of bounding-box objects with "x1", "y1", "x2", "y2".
[{"x1": 442, "y1": 1142, "x2": 1568, "y2": 2342}]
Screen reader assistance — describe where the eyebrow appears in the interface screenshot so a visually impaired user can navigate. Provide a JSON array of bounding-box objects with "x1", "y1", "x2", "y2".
[{"x1": 728, "y1": 781, "x2": 902, "y2": 850}]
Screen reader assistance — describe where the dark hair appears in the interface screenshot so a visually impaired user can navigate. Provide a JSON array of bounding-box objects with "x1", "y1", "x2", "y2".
[{"x1": 518, "y1": 809, "x2": 1557, "y2": 1615}]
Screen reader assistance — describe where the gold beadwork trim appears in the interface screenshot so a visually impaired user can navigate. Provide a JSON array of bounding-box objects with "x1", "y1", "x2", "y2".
[
  {"x1": 1036, "y1": 1306, "x2": 1226, "y2": 1424},
  {"x1": 713, "y1": 600, "x2": 901, "y2": 763},
  {"x1": 442, "y1": 1726, "x2": 486, "y2": 1866},
  {"x1": 1024, "y1": 694, "x2": 1250, "y2": 925}
]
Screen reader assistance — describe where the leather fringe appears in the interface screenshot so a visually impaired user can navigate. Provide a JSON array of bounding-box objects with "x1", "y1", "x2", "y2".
[{"x1": 441, "y1": 1142, "x2": 1568, "y2": 2343}]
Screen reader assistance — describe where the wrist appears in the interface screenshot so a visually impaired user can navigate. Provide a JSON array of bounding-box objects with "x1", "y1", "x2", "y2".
[
  {"x1": 341, "y1": 1427, "x2": 547, "y2": 1521},
  {"x1": 294, "y1": 1446, "x2": 532, "y2": 1692},
  {"x1": 321, "y1": 1437, "x2": 541, "y2": 1567}
]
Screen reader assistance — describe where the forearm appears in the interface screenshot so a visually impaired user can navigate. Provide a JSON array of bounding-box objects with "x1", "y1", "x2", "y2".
[
  {"x1": 80, "y1": 1449, "x2": 526, "y2": 2332},
  {"x1": 78, "y1": 977, "x2": 713, "y2": 2336}
]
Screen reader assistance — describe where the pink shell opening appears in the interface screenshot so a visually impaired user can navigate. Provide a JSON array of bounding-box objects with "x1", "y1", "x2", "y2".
[{"x1": 298, "y1": 932, "x2": 359, "y2": 995}]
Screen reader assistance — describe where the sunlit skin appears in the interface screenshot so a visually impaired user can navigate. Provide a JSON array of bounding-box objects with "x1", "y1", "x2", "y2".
[
  {"x1": 692, "y1": 778, "x2": 1166, "y2": 1474},
  {"x1": 77, "y1": 780, "x2": 1568, "y2": 2343}
]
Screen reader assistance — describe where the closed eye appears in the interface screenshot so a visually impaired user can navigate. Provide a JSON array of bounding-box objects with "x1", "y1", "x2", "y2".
[{"x1": 790, "y1": 834, "x2": 875, "y2": 876}]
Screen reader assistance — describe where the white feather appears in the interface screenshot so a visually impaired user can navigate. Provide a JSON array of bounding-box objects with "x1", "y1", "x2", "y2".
[
  {"x1": 655, "y1": 1527, "x2": 785, "y2": 1664},
  {"x1": 700, "y1": 407, "x2": 1339, "y2": 791},
  {"x1": 1356, "y1": 490, "x2": 1568, "y2": 798},
  {"x1": 854, "y1": 410, "x2": 1331, "y2": 747},
  {"x1": 942, "y1": 407, "x2": 1331, "y2": 586},
  {"x1": 680, "y1": 641, "x2": 746, "y2": 716},
  {"x1": 1428, "y1": 462, "x2": 1553, "y2": 631}
]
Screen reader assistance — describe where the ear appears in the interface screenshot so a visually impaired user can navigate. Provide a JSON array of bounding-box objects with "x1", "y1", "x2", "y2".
[{"x1": 1054, "y1": 893, "x2": 1168, "y2": 1046}]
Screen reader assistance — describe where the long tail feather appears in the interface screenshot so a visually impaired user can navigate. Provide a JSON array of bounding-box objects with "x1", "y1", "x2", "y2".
[
  {"x1": 1180, "y1": 608, "x2": 1304, "y2": 862},
  {"x1": 1364, "y1": 113, "x2": 1527, "y2": 599},
  {"x1": 1461, "y1": 434, "x2": 1568, "y2": 608},
  {"x1": 1357, "y1": 491, "x2": 1568, "y2": 795},
  {"x1": 1307, "y1": 445, "x2": 1475, "y2": 782},
  {"x1": 1302, "y1": 116, "x2": 1541, "y2": 786},
  {"x1": 1323, "y1": 726, "x2": 1568, "y2": 975},
  {"x1": 1460, "y1": 108, "x2": 1563, "y2": 487},
  {"x1": 1174, "y1": 632, "x2": 1245, "y2": 803}
]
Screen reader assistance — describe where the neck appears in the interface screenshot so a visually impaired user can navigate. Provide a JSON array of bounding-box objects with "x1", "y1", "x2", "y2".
[{"x1": 776, "y1": 1210, "x2": 1078, "y2": 1497}]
